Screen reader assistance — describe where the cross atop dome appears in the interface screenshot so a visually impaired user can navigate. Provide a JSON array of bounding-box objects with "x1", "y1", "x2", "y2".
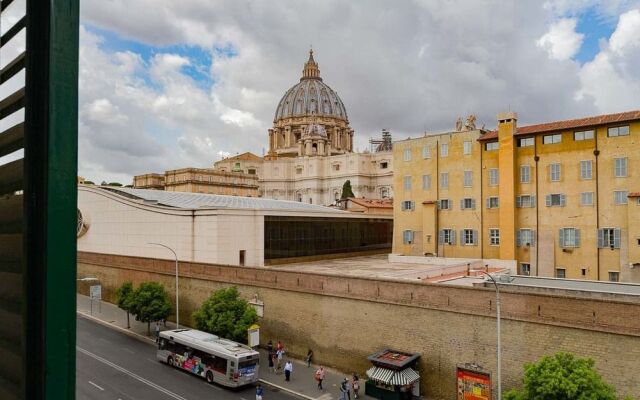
[{"x1": 301, "y1": 48, "x2": 322, "y2": 81}]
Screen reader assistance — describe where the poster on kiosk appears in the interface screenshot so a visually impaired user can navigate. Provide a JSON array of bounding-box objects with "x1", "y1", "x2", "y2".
[{"x1": 456, "y1": 364, "x2": 491, "y2": 400}]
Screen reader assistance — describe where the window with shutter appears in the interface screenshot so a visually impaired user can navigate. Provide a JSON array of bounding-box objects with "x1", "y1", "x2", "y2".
[
  {"x1": 559, "y1": 229, "x2": 565, "y2": 248},
  {"x1": 598, "y1": 229, "x2": 604, "y2": 248},
  {"x1": 614, "y1": 228, "x2": 621, "y2": 248}
]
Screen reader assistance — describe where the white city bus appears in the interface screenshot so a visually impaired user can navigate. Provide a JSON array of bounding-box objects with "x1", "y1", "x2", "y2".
[{"x1": 157, "y1": 328, "x2": 260, "y2": 388}]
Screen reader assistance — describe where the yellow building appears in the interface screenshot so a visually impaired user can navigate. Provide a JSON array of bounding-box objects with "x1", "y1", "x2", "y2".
[
  {"x1": 133, "y1": 168, "x2": 259, "y2": 197},
  {"x1": 393, "y1": 110, "x2": 640, "y2": 283}
]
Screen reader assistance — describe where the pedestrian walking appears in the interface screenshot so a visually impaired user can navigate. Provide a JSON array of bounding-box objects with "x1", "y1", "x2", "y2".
[
  {"x1": 155, "y1": 322, "x2": 160, "y2": 343},
  {"x1": 339, "y1": 378, "x2": 348, "y2": 400},
  {"x1": 306, "y1": 349, "x2": 313, "y2": 367},
  {"x1": 352, "y1": 374, "x2": 360, "y2": 399},
  {"x1": 268, "y1": 351, "x2": 275, "y2": 373},
  {"x1": 276, "y1": 340, "x2": 284, "y2": 352},
  {"x1": 315, "y1": 366, "x2": 325, "y2": 390},
  {"x1": 284, "y1": 360, "x2": 293, "y2": 381},
  {"x1": 345, "y1": 377, "x2": 352, "y2": 400},
  {"x1": 267, "y1": 340, "x2": 273, "y2": 353},
  {"x1": 256, "y1": 384, "x2": 264, "y2": 400},
  {"x1": 276, "y1": 348, "x2": 284, "y2": 374}
]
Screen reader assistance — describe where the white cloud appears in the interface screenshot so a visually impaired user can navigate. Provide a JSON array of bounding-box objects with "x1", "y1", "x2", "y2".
[
  {"x1": 76, "y1": 1, "x2": 638, "y2": 183},
  {"x1": 577, "y1": 8, "x2": 640, "y2": 111},
  {"x1": 537, "y1": 18, "x2": 584, "y2": 60}
]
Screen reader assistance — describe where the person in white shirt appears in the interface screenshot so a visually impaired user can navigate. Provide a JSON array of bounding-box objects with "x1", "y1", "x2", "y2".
[{"x1": 284, "y1": 360, "x2": 293, "y2": 381}]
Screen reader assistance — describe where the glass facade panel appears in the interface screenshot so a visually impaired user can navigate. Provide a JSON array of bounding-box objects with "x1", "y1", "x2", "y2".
[{"x1": 264, "y1": 217, "x2": 393, "y2": 260}]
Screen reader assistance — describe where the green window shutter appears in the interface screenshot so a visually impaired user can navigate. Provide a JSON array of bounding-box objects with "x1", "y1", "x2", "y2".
[
  {"x1": 545, "y1": 195, "x2": 551, "y2": 207},
  {"x1": 451, "y1": 230, "x2": 457, "y2": 245},
  {"x1": 575, "y1": 229, "x2": 580, "y2": 247},
  {"x1": 614, "y1": 228, "x2": 621, "y2": 248},
  {"x1": 559, "y1": 229, "x2": 565, "y2": 248}
]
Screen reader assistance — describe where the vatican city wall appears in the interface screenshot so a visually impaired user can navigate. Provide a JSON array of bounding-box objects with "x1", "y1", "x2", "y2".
[{"x1": 77, "y1": 252, "x2": 640, "y2": 399}]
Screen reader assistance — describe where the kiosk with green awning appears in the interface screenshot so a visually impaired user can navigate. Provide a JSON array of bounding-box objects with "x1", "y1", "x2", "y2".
[{"x1": 365, "y1": 349, "x2": 421, "y2": 400}]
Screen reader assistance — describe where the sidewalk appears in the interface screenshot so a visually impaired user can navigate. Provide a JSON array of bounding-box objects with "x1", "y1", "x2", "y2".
[{"x1": 77, "y1": 295, "x2": 372, "y2": 400}]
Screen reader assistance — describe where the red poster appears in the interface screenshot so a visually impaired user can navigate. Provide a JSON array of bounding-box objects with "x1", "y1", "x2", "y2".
[{"x1": 456, "y1": 368, "x2": 491, "y2": 400}]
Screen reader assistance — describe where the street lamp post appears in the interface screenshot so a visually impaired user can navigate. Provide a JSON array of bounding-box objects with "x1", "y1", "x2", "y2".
[
  {"x1": 148, "y1": 243, "x2": 179, "y2": 329},
  {"x1": 470, "y1": 268, "x2": 501, "y2": 400}
]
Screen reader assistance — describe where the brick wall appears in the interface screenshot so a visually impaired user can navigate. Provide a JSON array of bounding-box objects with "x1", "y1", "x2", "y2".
[{"x1": 78, "y1": 252, "x2": 640, "y2": 399}]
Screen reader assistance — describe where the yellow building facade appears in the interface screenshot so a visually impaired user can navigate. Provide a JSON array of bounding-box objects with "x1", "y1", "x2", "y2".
[
  {"x1": 393, "y1": 110, "x2": 640, "y2": 282},
  {"x1": 133, "y1": 168, "x2": 259, "y2": 197}
]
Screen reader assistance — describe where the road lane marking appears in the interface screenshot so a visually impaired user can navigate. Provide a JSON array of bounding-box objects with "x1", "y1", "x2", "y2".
[
  {"x1": 77, "y1": 346, "x2": 189, "y2": 400},
  {"x1": 88, "y1": 381, "x2": 105, "y2": 391}
]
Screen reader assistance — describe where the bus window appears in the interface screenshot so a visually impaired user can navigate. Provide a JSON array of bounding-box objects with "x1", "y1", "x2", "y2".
[{"x1": 211, "y1": 356, "x2": 227, "y2": 374}]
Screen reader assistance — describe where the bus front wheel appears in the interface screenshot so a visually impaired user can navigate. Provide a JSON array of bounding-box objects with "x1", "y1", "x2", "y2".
[{"x1": 206, "y1": 371, "x2": 213, "y2": 384}]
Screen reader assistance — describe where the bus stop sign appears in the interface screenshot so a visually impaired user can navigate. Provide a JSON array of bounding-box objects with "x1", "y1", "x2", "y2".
[{"x1": 90, "y1": 285, "x2": 102, "y2": 300}]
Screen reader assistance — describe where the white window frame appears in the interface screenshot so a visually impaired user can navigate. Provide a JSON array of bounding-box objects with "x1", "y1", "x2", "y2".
[
  {"x1": 489, "y1": 168, "x2": 498, "y2": 186},
  {"x1": 422, "y1": 145, "x2": 430, "y2": 159},
  {"x1": 461, "y1": 198, "x2": 475, "y2": 210},
  {"x1": 463, "y1": 171, "x2": 473, "y2": 187},
  {"x1": 422, "y1": 174, "x2": 431, "y2": 190},
  {"x1": 599, "y1": 228, "x2": 620, "y2": 249},
  {"x1": 546, "y1": 193, "x2": 565, "y2": 207},
  {"x1": 520, "y1": 165, "x2": 530, "y2": 184},
  {"x1": 439, "y1": 199, "x2": 451, "y2": 210},
  {"x1": 401, "y1": 200, "x2": 415, "y2": 211},
  {"x1": 543, "y1": 134, "x2": 562, "y2": 144},
  {"x1": 442, "y1": 229, "x2": 453, "y2": 245},
  {"x1": 487, "y1": 197, "x2": 499, "y2": 209},
  {"x1": 580, "y1": 160, "x2": 592, "y2": 180},
  {"x1": 550, "y1": 163, "x2": 561, "y2": 182},
  {"x1": 520, "y1": 263, "x2": 531, "y2": 276},
  {"x1": 485, "y1": 142, "x2": 499, "y2": 151},
  {"x1": 559, "y1": 227, "x2": 580, "y2": 248},
  {"x1": 614, "y1": 157, "x2": 627, "y2": 178},
  {"x1": 403, "y1": 176, "x2": 412, "y2": 190},
  {"x1": 402, "y1": 230, "x2": 414, "y2": 244},
  {"x1": 607, "y1": 125, "x2": 629, "y2": 137},
  {"x1": 440, "y1": 172, "x2": 449, "y2": 189},
  {"x1": 517, "y1": 229, "x2": 533, "y2": 247},
  {"x1": 403, "y1": 148, "x2": 412, "y2": 161},
  {"x1": 440, "y1": 143, "x2": 449, "y2": 157},
  {"x1": 462, "y1": 229, "x2": 477, "y2": 245},
  {"x1": 574, "y1": 130, "x2": 594, "y2": 141},
  {"x1": 517, "y1": 195, "x2": 535, "y2": 208},
  {"x1": 463, "y1": 141, "x2": 472, "y2": 155},
  {"x1": 581, "y1": 192, "x2": 593, "y2": 206},
  {"x1": 518, "y1": 137, "x2": 534, "y2": 147},
  {"x1": 489, "y1": 229, "x2": 500, "y2": 246},
  {"x1": 614, "y1": 190, "x2": 628, "y2": 205}
]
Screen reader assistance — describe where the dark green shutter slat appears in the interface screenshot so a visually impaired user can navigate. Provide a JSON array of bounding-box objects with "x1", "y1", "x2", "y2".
[
  {"x1": 0, "y1": 159, "x2": 23, "y2": 195},
  {"x1": 0, "y1": 123, "x2": 24, "y2": 158},
  {"x1": 0, "y1": 88, "x2": 25, "y2": 119},
  {"x1": 0, "y1": 52, "x2": 25, "y2": 84}
]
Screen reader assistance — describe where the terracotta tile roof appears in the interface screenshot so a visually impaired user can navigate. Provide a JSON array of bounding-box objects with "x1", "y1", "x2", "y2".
[
  {"x1": 348, "y1": 197, "x2": 394, "y2": 208},
  {"x1": 478, "y1": 110, "x2": 640, "y2": 141}
]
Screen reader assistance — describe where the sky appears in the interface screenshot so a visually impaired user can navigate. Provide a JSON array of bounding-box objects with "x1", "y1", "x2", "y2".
[{"x1": 3, "y1": 1, "x2": 639, "y2": 184}]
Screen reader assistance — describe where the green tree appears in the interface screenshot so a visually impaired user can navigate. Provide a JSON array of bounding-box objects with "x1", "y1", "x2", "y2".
[
  {"x1": 341, "y1": 180, "x2": 355, "y2": 199},
  {"x1": 192, "y1": 287, "x2": 258, "y2": 343},
  {"x1": 83, "y1": 180, "x2": 95, "y2": 185},
  {"x1": 129, "y1": 282, "x2": 172, "y2": 335},
  {"x1": 504, "y1": 352, "x2": 618, "y2": 400},
  {"x1": 107, "y1": 182, "x2": 123, "y2": 187},
  {"x1": 116, "y1": 281, "x2": 134, "y2": 329}
]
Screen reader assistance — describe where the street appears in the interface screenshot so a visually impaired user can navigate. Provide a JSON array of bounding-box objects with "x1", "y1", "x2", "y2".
[{"x1": 76, "y1": 316, "x2": 298, "y2": 400}]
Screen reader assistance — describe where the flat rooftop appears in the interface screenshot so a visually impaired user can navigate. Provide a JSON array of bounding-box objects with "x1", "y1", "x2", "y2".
[{"x1": 272, "y1": 254, "x2": 502, "y2": 282}]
